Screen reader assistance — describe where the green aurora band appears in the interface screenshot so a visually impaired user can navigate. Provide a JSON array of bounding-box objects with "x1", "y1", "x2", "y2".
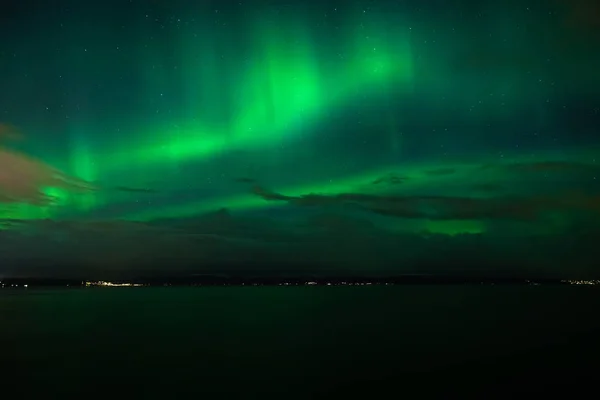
[{"x1": 1, "y1": 1, "x2": 599, "y2": 239}]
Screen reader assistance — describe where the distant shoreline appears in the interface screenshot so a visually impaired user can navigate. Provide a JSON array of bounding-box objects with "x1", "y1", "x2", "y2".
[{"x1": 0, "y1": 276, "x2": 594, "y2": 288}]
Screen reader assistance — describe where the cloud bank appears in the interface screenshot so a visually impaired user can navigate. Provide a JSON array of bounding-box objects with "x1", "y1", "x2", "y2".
[{"x1": 1, "y1": 144, "x2": 599, "y2": 280}]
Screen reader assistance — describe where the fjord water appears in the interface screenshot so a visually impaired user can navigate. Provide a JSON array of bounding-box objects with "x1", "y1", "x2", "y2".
[{"x1": 3, "y1": 286, "x2": 599, "y2": 395}]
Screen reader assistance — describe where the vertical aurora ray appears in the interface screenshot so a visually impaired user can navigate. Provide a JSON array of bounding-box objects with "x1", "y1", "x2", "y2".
[
  {"x1": 67, "y1": 127, "x2": 98, "y2": 211},
  {"x1": 98, "y1": 7, "x2": 415, "y2": 174}
]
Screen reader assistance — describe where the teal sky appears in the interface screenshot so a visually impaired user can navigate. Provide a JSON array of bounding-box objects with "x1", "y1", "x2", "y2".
[{"x1": 0, "y1": 0, "x2": 599, "y2": 278}]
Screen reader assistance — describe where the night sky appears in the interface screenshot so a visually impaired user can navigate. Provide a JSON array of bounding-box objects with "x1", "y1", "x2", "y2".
[{"x1": 1, "y1": 0, "x2": 599, "y2": 279}]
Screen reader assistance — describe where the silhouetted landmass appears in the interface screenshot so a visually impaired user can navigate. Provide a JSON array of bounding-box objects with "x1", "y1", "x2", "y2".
[{"x1": 0, "y1": 274, "x2": 572, "y2": 288}]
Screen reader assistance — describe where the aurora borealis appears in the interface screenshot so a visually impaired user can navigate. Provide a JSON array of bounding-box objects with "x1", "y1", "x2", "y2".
[{"x1": 0, "y1": 0, "x2": 599, "y2": 278}]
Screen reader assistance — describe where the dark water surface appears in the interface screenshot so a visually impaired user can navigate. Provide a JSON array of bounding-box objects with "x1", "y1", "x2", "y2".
[{"x1": 2, "y1": 287, "x2": 598, "y2": 395}]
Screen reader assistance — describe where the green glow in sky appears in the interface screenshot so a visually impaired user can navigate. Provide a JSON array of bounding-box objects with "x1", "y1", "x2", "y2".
[
  {"x1": 1, "y1": 0, "x2": 599, "y2": 241},
  {"x1": 102, "y1": 13, "x2": 413, "y2": 172}
]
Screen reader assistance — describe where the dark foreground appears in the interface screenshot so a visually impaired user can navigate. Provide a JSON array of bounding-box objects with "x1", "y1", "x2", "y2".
[{"x1": 2, "y1": 286, "x2": 599, "y2": 396}]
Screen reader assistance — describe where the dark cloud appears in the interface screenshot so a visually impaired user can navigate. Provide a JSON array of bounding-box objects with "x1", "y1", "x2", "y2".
[
  {"x1": 251, "y1": 185, "x2": 600, "y2": 222},
  {"x1": 1, "y1": 156, "x2": 599, "y2": 280},
  {"x1": 0, "y1": 146, "x2": 97, "y2": 206},
  {"x1": 371, "y1": 173, "x2": 409, "y2": 185},
  {"x1": 247, "y1": 158, "x2": 600, "y2": 226},
  {"x1": 233, "y1": 177, "x2": 257, "y2": 184},
  {"x1": 1, "y1": 207, "x2": 600, "y2": 280},
  {"x1": 560, "y1": 0, "x2": 600, "y2": 33},
  {"x1": 251, "y1": 186, "x2": 293, "y2": 202},
  {"x1": 0, "y1": 123, "x2": 22, "y2": 142}
]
